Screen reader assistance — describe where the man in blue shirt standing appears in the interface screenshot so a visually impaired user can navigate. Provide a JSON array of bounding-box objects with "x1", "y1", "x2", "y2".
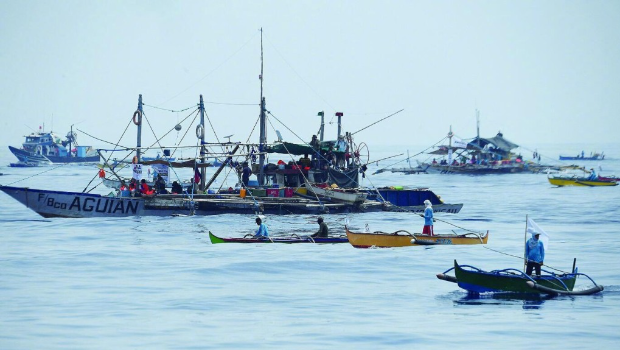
[{"x1": 526, "y1": 233, "x2": 545, "y2": 276}]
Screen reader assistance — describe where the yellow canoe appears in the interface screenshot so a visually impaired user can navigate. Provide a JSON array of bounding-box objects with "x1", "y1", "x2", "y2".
[
  {"x1": 548, "y1": 177, "x2": 618, "y2": 187},
  {"x1": 345, "y1": 226, "x2": 489, "y2": 248}
]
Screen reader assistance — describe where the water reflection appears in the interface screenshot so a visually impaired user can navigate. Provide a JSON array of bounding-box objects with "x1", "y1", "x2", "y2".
[{"x1": 452, "y1": 292, "x2": 554, "y2": 309}]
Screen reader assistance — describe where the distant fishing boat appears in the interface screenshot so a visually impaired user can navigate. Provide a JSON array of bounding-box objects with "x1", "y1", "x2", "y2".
[
  {"x1": 9, "y1": 125, "x2": 100, "y2": 164},
  {"x1": 559, "y1": 151, "x2": 604, "y2": 161},
  {"x1": 208, "y1": 231, "x2": 348, "y2": 244},
  {"x1": 437, "y1": 260, "x2": 603, "y2": 296},
  {"x1": 345, "y1": 226, "x2": 488, "y2": 248},
  {"x1": 422, "y1": 123, "x2": 532, "y2": 175}
]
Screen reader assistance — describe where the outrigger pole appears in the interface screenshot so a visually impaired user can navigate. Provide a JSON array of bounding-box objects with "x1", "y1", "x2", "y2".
[{"x1": 258, "y1": 27, "x2": 267, "y2": 186}]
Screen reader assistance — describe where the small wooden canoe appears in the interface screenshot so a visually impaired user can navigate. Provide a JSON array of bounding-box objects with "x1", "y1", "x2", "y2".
[
  {"x1": 345, "y1": 226, "x2": 488, "y2": 248},
  {"x1": 209, "y1": 231, "x2": 348, "y2": 244},
  {"x1": 437, "y1": 260, "x2": 603, "y2": 296}
]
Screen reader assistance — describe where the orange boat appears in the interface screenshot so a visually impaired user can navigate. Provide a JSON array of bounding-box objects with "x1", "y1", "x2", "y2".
[{"x1": 345, "y1": 226, "x2": 488, "y2": 248}]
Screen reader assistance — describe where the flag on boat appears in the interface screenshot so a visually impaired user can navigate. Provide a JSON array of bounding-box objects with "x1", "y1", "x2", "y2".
[
  {"x1": 194, "y1": 167, "x2": 201, "y2": 184},
  {"x1": 452, "y1": 137, "x2": 468, "y2": 149},
  {"x1": 527, "y1": 218, "x2": 549, "y2": 251}
]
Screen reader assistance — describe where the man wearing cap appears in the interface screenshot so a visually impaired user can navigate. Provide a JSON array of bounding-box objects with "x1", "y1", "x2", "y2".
[
  {"x1": 525, "y1": 232, "x2": 545, "y2": 276},
  {"x1": 311, "y1": 217, "x2": 329, "y2": 238},
  {"x1": 420, "y1": 200, "x2": 435, "y2": 236}
]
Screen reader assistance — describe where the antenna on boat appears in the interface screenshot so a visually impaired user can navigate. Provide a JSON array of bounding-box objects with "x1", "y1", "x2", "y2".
[{"x1": 258, "y1": 27, "x2": 267, "y2": 186}]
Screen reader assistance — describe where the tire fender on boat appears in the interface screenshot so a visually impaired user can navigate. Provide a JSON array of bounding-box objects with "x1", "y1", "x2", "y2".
[
  {"x1": 196, "y1": 124, "x2": 204, "y2": 139},
  {"x1": 133, "y1": 110, "x2": 142, "y2": 125}
]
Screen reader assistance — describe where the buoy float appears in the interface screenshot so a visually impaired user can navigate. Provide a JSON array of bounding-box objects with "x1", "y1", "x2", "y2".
[{"x1": 98, "y1": 168, "x2": 106, "y2": 178}]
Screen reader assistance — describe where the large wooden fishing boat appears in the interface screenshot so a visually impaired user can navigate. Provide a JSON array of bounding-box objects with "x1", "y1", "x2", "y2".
[
  {"x1": 209, "y1": 231, "x2": 348, "y2": 244},
  {"x1": 345, "y1": 226, "x2": 488, "y2": 248},
  {"x1": 548, "y1": 176, "x2": 617, "y2": 187},
  {"x1": 437, "y1": 260, "x2": 603, "y2": 296}
]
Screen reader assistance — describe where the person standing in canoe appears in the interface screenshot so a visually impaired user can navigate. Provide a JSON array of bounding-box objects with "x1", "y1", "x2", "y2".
[
  {"x1": 525, "y1": 232, "x2": 545, "y2": 276},
  {"x1": 311, "y1": 216, "x2": 328, "y2": 238},
  {"x1": 254, "y1": 216, "x2": 269, "y2": 238},
  {"x1": 421, "y1": 200, "x2": 435, "y2": 236}
]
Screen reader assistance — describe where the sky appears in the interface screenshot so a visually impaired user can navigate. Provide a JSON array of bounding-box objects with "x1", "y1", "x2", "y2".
[{"x1": 1, "y1": 0, "x2": 619, "y2": 156}]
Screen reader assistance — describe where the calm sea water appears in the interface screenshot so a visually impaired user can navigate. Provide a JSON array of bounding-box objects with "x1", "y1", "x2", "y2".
[{"x1": 1, "y1": 143, "x2": 619, "y2": 349}]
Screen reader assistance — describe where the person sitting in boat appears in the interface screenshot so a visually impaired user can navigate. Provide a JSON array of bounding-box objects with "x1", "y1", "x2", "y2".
[
  {"x1": 525, "y1": 233, "x2": 545, "y2": 276},
  {"x1": 588, "y1": 168, "x2": 598, "y2": 181},
  {"x1": 254, "y1": 216, "x2": 269, "y2": 238},
  {"x1": 155, "y1": 174, "x2": 167, "y2": 194},
  {"x1": 420, "y1": 200, "x2": 435, "y2": 236},
  {"x1": 299, "y1": 154, "x2": 311, "y2": 168},
  {"x1": 119, "y1": 180, "x2": 130, "y2": 197},
  {"x1": 432, "y1": 158, "x2": 438, "y2": 165},
  {"x1": 171, "y1": 181, "x2": 183, "y2": 194},
  {"x1": 140, "y1": 179, "x2": 154, "y2": 195},
  {"x1": 128, "y1": 179, "x2": 138, "y2": 196},
  {"x1": 311, "y1": 216, "x2": 328, "y2": 238}
]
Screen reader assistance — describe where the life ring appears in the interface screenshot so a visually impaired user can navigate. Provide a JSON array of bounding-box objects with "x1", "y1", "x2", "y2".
[
  {"x1": 132, "y1": 110, "x2": 142, "y2": 125},
  {"x1": 98, "y1": 168, "x2": 106, "y2": 178},
  {"x1": 196, "y1": 124, "x2": 204, "y2": 139},
  {"x1": 132, "y1": 156, "x2": 138, "y2": 164}
]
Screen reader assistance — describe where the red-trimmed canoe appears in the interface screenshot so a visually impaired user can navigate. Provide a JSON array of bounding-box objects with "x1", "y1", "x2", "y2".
[{"x1": 208, "y1": 231, "x2": 348, "y2": 244}]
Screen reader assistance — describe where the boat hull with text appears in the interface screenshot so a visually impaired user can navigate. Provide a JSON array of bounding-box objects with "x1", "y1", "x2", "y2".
[{"x1": 0, "y1": 186, "x2": 194, "y2": 218}]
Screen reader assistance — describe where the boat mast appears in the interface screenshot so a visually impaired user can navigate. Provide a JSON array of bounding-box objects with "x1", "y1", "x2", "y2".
[
  {"x1": 136, "y1": 94, "x2": 143, "y2": 163},
  {"x1": 199, "y1": 94, "x2": 206, "y2": 191},
  {"x1": 258, "y1": 28, "x2": 267, "y2": 186},
  {"x1": 476, "y1": 109, "x2": 480, "y2": 149},
  {"x1": 448, "y1": 125, "x2": 453, "y2": 166}
]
